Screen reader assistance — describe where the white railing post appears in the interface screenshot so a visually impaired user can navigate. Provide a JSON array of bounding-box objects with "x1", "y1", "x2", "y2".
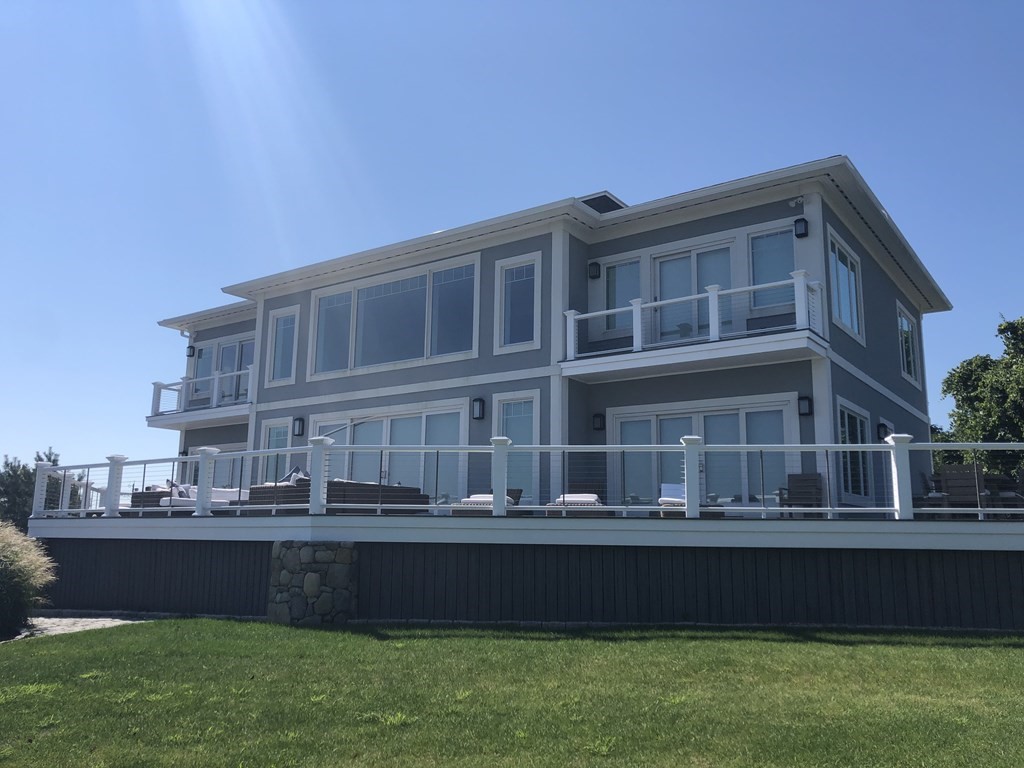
[
  {"x1": 31, "y1": 462, "x2": 53, "y2": 519},
  {"x1": 181, "y1": 377, "x2": 192, "y2": 410},
  {"x1": 102, "y1": 455, "x2": 128, "y2": 518},
  {"x1": 211, "y1": 371, "x2": 222, "y2": 407},
  {"x1": 680, "y1": 436, "x2": 703, "y2": 519},
  {"x1": 151, "y1": 383, "x2": 164, "y2": 416},
  {"x1": 705, "y1": 285, "x2": 721, "y2": 341},
  {"x1": 490, "y1": 437, "x2": 511, "y2": 517},
  {"x1": 886, "y1": 434, "x2": 915, "y2": 521},
  {"x1": 564, "y1": 310, "x2": 579, "y2": 361},
  {"x1": 630, "y1": 298, "x2": 643, "y2": 351},
  {"x1": 307, "y1": 436, "x2": 334, "y2": 516},
  {"x1": 791, "y1": 270, "x2": 809, "y2": 330},
  {"x1": 60, "y1": 471, "x2": 74, "y2": 511},
  {"x1": 808, "y1": 282, "x2": 824, "y2": 334},
  {"x1": 193, "y1": 447, "x2": 220, "y2": 517},
  {"x1": 245, "y1": 365, "x2": 254, "y2": 402}
]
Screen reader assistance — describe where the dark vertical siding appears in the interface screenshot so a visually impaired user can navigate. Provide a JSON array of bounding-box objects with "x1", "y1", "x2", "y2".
[
  {"x1": 42, "y1": 539, "x2": 271, "y2": 617},
  {"x1": 359, "y1": 543, "x2": 1024, "y2": 631}
]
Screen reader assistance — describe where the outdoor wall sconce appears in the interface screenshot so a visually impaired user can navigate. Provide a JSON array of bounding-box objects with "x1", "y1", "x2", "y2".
[
  {"x1": 877, "y1": 423, "x2": 892, "y2": 441},
  {"x1": 588, "y1": 262, "x2": 602, "y2": 279},
  {"x1": 186, "y1": 345, "x2": 196, "y2": 358},
  {"x1": 794, "y1": 218, "x2": 809, "y2": 238},
  {"x1": 797, "y1": 396, "x2": 813, "y2": 416},
  {"x1": 592, "y1": 413, "x2": 606, "y2": 431},
  {"x1": 292, "y1": 417, "x2": 305, "y2": 438},
  {"x1": 471, "y1": 398, "x2": 486, "y2": 420}
]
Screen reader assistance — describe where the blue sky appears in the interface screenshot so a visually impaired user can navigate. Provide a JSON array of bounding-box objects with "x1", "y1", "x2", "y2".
[{"x1": 1, "y1": 1, "x2": 1021, "y2": 464}]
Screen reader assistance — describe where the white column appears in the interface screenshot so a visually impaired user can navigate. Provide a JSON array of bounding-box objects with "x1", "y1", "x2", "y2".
[
  {"x1": 886, "y1": 434, "x2": 915, "y2": 521},
  {"x1": 307, "y1": 436, "x2": 334, "y2": 516},
  {"x1": 564, "y1": 310, "x2": 579, "y2": 361},
  {"x1": 59, "y1": 471, "x2": 74, "y2": 511},
  {"x1": 151, "y1": 383, "x2": 164, "y2": 416},
  {"x1": 705, "y1": 285, "x2": 721, "y2": 341},
  {"x1": 245, "y1": 365, "x2": 255, "y2": 402},
  {"x1": 792, "y1": 270, "x2": 809, "y2": 330},
  {"x1": 192, "y1": 447, "x2": 220, "y2": 517},
  {"x1": 31, "y1": 462, "x2": 53, "y2": 519},
  {"x1": 681, "y1": 436, "x2": 703, "y2": 519},
  {"x1": 630, "y1": 298, "x2": 643, "y2": 352},
  {"x1": 211, "y1": 371, "x2": 222, "y2": 407},
  {"x1": 490, "y1": 437, "x2": 512, "y2": 517},
  {"x1": 102, "y1": 455, "x2": 128, "y2": 518}
]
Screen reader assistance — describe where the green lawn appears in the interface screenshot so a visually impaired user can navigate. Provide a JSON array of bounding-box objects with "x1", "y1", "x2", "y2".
[{"x1": 2, "y1": 620, "x2": 1024, "y2": 767}]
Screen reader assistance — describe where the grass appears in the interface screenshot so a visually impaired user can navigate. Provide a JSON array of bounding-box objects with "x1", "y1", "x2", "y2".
[{"x1": 2, "y1": 620, "x2": 1024, "y2": 766}]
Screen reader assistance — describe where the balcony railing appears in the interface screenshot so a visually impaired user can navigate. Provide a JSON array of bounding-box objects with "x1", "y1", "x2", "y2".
[
  {"x1": 150, "y1": 367, "x2": 254, "y2": 417},
  {"x1": 30, "y1": 438, "x2": 1024, "y2": 521},
  {"x1": 564, "y1": 270, "x2": 824, "y2": 361}
]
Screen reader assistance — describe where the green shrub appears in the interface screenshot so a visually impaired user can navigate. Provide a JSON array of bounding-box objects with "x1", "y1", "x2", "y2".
[{"x1": 0, "y1": 521, "x2": 56, "y2": 638}]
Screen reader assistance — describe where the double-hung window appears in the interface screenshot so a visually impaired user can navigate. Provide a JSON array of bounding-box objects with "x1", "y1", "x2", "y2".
[
  {"x1": 494, "y1": 253, "x2": 540, "y2": 352},
  {"x1": 829, "y1": 235, "x2": 864, "y2": 340},
  {"x1": 267, "y1": 308, "x2": 298, "y2": 385},
  {"x1": 896, "y1": 303, "x2": 920, "y2": 384}
]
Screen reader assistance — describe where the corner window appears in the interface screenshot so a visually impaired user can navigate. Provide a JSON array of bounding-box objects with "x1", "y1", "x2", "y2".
[
  {"x1": 267, "y1": 308, "x2": 298, "y2": 385},
  {"x1": 495, "y1": 254, "x2": 540, "y2": 352},
  {"x1": 829, "y1": 236, "x2": 863, "y2": 340},
  {"x1": 605, "y1": 259, "x2": 640, "y2": 331},
  {"x1": 897, "y1": 303, "x2": 920, "y2": 384},
  {"x1": 750, "y1": 230, "x2": 795, "y2": 307}
]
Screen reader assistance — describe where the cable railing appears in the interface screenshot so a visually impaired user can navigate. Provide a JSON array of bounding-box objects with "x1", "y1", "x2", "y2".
[
  {"x1": 29, "y1": 439, "x2": 1024, "y2": 521},
  {"x1": 150, "y1": 367, "x2": 254, "y2": 416}
]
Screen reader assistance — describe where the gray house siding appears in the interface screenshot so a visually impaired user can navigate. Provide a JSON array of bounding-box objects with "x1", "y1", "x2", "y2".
[
  {"x1": 257, "y1": 234, "x2": 553, "y2": 406},
  {"x1": 587, "y1": 199, "x2": 801, "y2": 261},
  {"x1": 193, "y1": 319, "x2": 256, "y2": 343},
  {"x1": 829, "y1": 363, "x2": 929, "y2": 441},
  {"x1": 182, "y1": 424, "x2": 248, "y2": 452},
  {"x1": 821, "y1": 202, "x2": 928, "y2": 416}
]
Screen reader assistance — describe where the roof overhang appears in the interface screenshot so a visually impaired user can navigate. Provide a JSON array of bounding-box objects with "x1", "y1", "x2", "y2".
[{"x1": 158, "y1": 300, "x2": 257, "y2": 333}]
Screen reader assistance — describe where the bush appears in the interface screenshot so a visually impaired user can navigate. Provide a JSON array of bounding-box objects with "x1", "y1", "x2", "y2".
[{"x1": 0, "y1": 521, "x2": 56, "y2": 638}]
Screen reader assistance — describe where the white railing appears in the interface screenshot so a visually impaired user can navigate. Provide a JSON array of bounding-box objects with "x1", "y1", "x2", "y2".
[
  {"x1": 31, "y1": 438, "x2": 1024, "y2": 521},
  {"x1": 150, "y1": 366, "x2": 254, "y2": 416},
  {"x1": 565, "y1": 271, "x2": 824, "y2": 361}
]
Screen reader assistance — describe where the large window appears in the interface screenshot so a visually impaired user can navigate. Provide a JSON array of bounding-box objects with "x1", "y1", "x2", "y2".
[
  {"x1": 311, "y1": 259, "x2": 476, "y2": 374},
  {"x1": 838, "y1": 404, "x2": 870, "y2": 499},
  {"x1": 267, "y1": 308, "x2": 298, "y2": 384},
  {"x1": 501, "y1": 263, "x2": 535, "y2": 346},
  {"x1": 750, "y1": 230, "x2": 795, "y2": 307},
  {"x1": 829, "y1": 236, "x2": 863, "y2": 340},
  {"x1": 262, "y1": 420, "x2": 292, "y2": 482},
  {"x1": 897, "y1": 303, "x2": 920, "y2": 384}
]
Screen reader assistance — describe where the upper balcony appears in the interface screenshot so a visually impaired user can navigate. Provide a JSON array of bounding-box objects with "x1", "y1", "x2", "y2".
[
  {"x1": 562, "y1": 271, "x2": 827, "y2": 382},
  {"x1": 147, "y1": 367, "x2": 253, "y2": 430}
]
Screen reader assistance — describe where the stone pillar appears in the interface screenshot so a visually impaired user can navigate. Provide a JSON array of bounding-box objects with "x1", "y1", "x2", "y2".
[{"x1": 267, "y1": 541, "x2": 359, "y2": 626}]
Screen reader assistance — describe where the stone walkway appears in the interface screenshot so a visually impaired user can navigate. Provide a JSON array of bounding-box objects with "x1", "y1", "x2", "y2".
[{"x1": 4, "y1": 616, "x2": 145, "y2": 643}]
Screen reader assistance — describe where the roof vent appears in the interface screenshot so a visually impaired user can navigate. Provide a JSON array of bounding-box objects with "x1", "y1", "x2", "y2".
[{"x1": 578, "y1": 192, "x2": 626, "y2": 214}]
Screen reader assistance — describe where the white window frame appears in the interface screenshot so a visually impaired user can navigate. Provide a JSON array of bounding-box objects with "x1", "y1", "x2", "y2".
[
  {"x1": 747, "y1": 227, "x2": 797, "y2": 311},
  {"x1": 836, "y1": 397, "x2": 871, "y2": 504},
  {"x1": 492, "y1": 389, "x2": 541, "y2": 504},
  {"x1": 305, "y1": 253, "x2": 480, "y2": 381},
  {"x1": 493, "y1": 251, "x2": 542, "y2": 355},
  {"x1": 896, "y1": 301, "x2": 921, "y2": 388},
  {"x1": 260, "y1": 417, "x2": 294, "y2": 483},
  {"x1": 265, "y1": 306, "x2": 300, "y2": 387},
  {"x1": 827, "y1": 228, "x2": 866, "y2": 345}
]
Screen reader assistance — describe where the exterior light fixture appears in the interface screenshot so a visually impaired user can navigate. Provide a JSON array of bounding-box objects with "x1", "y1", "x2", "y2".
[
  {"x1": 592, "y1": 413, "x2": 606, "y2": 431},
  {"x1": 588, "y1": 262, "x2": 602, "y2": 279},
  {"x1": 471, "y1": 398, "x2": 486, "y2": 420},
  {"x1": 292, "y1": 417, "x2": 305, "y2": 438},
  {"x1": 797, "y1": 396, "x2": 813, "y2": 416},
  {"x1": 186, "y1": 345, "x2": 196, "y2": 358},
  {"x1": 794, "y1": 218, "x2": 809, "y2": 238},
  {"x1": 877, "y1": 423, "x2": 892, "y2": 441}
]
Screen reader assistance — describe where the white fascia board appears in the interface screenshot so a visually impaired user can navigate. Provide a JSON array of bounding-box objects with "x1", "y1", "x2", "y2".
[{"x1": 158, "y1": 300, "x2": 257, "y2": 333}]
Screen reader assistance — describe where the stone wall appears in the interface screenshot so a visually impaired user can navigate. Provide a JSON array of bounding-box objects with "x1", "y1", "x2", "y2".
[{"x1": 267, "y1": 541, "x2": 358, "y2": 626}]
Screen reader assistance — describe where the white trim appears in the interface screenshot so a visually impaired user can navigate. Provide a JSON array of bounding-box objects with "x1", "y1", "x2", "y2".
[
  {"x1": 493, "y1": 251, "x2": 542, "y2": 355},
  {"x1": 265, "y1": 305, "x2": 300, "y2": 388},
  {"x1": 306, "y1": 284, "x2": 354, "y2": 380},
  {"x1": 492, "y1": 389, "x2": 542, "y2": 504},
  {"x1": 247, "y1": 295, "x2": 265, "y2": 450},
  {"x1": 28, "y1": 515, "x2": 1024, "y2": 551},
  {"x1": 260, "y1": 417, "x2": 294, "y2": 483},
  {"x1": 827, "y1": 227, "x2": 866, "y2": 346},
  {"x1": 828, "y1": 351, "x2": 929, "y2": 424},
  {"x1": 308, "y1": 397, "x2": 470, "y2": 441},
  {"x1": 895, "y1": 300, "x2": 922, "y2": 389},
  {"x1": 254, "y1": 365, "x2": 558, "y2": 414},
  {"x1": 836, "y1": 396, "x2": 871, "y2": 504},
  {"x1": 551, "y1": 228, "x2": 569, "y2": 365},
  {"x1": 810, "y1": 356, "x2": 833, "y2": 443}
]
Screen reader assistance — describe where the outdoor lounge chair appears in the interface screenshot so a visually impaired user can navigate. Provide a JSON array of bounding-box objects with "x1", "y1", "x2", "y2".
[
  {"x1": 778, "y1": 473, "x2": 824, "y2": 518},
  {"x1": 545, "y1": 493, "x2": 613, "y2": 517}
]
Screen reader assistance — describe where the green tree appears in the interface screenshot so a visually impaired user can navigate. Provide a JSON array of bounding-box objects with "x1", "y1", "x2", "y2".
[
  {"x1": 941, "y1": 317, "x2": 1024, "y2": 475},
  {"x1": 0, "y1": 448, "x2": 60, "y2": 533}
]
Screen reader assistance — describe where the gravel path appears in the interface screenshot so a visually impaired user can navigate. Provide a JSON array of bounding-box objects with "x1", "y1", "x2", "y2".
[{"x1": 3, "y1": 616, "x2": 146, "y2": 643}]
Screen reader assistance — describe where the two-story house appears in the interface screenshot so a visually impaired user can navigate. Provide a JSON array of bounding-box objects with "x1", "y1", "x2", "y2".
[{"x1": 147, "y1": 156, "x2": 950, "y2": 509}]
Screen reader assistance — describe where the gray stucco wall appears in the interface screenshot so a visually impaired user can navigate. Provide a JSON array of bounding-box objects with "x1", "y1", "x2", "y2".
[
  {"x1": 820, "y1": 202, "x2": 929, "y2": 416},
  {"x1": 258, "y1": 234, "x2": 552, "y2": 406}
]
